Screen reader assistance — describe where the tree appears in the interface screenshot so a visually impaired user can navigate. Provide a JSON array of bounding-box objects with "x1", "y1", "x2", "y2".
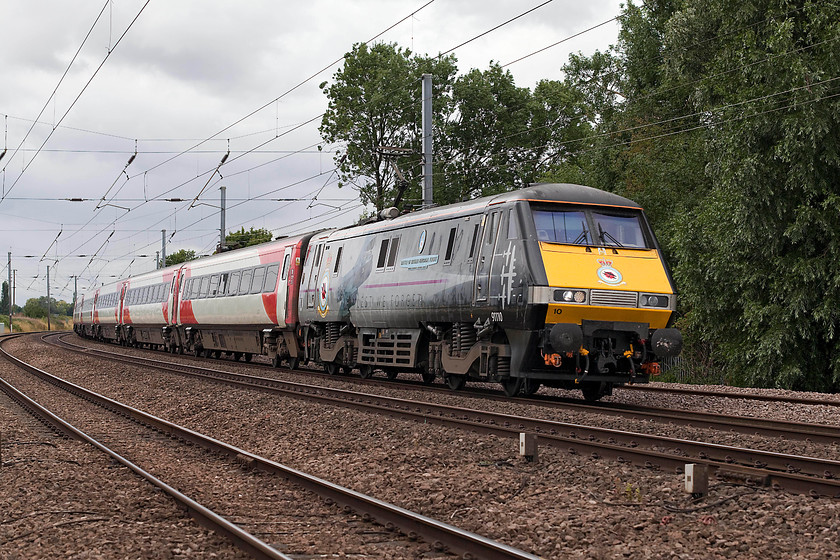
[
  {"x1": 666, "y1": 0, "x2": 840, "y2": 391},
  {"x1": 164, "y1": 249, "x2": 197, "y2": 267},
  {"x1": 20, "y1": 296, "x2": 71, "y2": 318},
  {"x1": 319, "y1": 42, "x2": 457, "y2": 212},
  {"x1": 23, "y1": 297, "x2": 47, "y2": 319},
  {"x1": 224, "y1": 227, "x2": 272, "y2": 250},
  {"x1": 0, "y1": 281, "x2": 8, "y2": 315},
  {"x1": 436, "y1": 63, "x2": 533, "y2": 202}
]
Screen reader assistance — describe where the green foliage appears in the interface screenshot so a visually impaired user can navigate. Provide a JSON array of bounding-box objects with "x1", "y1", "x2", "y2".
[
  {"x1": 224, "y1": 227, "x2": 272, "y2": 250},
  {"x1": 164, "y1": 248, "x2": 197, "y2": 267},
  {"x1": 316, "y1": 2, "x2": 840, "y2": 391},
  {"x1": 23, "y1": 298, "x2": 46, "y2": 319},
  {"x1": 667, "y1": 0, "x2": 840, "y2": 391},
  {"x1": 561, "y1": 0, "x2": 840, "y2": 391},
  {"x1": 319, "y1": 42, "x2": 457, "y2": 212},
  {"x1": 21, "y1": 296, "x2": 73, "y2": 318},
  {"x1": 0, "y1": 281, "x2": 8, "y2": 315}
]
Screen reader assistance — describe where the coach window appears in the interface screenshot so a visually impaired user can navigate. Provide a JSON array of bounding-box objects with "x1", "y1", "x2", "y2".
[
  {"x1": 251, "y1": 266, "x2": 267, "y2": 294},
  {"x1": 281, "y1": 254, "x2": 290, "y2": 281},
  {"x1": 376, "y1": 238, "x2": 389, "y2": 270},
  {"x1": 333, "y1": 247, "x2": 343, "y2": 276},
  {"x1": 486, "y1": 213, "x2": 498, "y2": 244},
  {"x1": 264, "y1": 264, "x2": 280, "y2": 293},
  {"x1": 199, "y1": 276, "x2": 211, "y2": 299},
  {"x1": 444, "y1": 227, "x2": 457, "y2": 265},
  {"x1": 468, "y1": 223, "x2": 480, "y2": 261},
  {"x1": 190, "y1": 278, "x2": 200, "y2": 300},
  {"x1": 240, "y1": 269, "x2": 253, "y2": 295},
  {"x1": 209, "y1": 275, "x2": 220, "y2": 297},
  {"x1": 228, "y1": 271, "x2": 241, "y2": 296},
  {"x1": 219, "y1": 273, "x2": 229, "y2": 296},
  {"x1": 314, "y1": 244, "x2": 324, "y2": 268},
  {"x1": 386, "y1": 237, "x2": 400, "y2": 270},
  {"x1": 508, "y1": 208, "x2": 520, "y2": 239}
]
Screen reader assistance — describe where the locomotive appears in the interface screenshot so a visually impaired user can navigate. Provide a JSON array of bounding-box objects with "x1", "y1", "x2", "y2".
[{"x1": 74, "y1": 183, "x2": 682, "y2": 400}]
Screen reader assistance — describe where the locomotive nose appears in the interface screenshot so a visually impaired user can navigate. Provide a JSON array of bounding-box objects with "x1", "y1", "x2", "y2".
[{"x1": 651, "y1": 328, "x2": 683, "y2": 357}]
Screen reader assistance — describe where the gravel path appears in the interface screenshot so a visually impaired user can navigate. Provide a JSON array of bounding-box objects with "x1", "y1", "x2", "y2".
[{"x1": 2, "y1": 333, "x2": 839, "y2": 559}]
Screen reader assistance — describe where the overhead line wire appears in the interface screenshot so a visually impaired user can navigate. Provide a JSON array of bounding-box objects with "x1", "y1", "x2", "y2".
[
  {"x1": 501, "y1": 16, "x2": 619, "y2": 68},
  {"x1": 0, "y1": 0, "x2": 152, "y2": 207},
  {"x1": 437, "y1": 0, "x2": 554, "y2": 58},
  {"x1": 0, "y1": 1, "x2": 110, "y2": 178},
  {"x1": 139, "y1": 0, "x2": 438, "y2": 177}
]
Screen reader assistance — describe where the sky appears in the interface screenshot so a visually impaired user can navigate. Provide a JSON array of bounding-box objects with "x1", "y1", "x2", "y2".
[{"x1": 0, "y1": 0, "x2": 623, "y2": 306}]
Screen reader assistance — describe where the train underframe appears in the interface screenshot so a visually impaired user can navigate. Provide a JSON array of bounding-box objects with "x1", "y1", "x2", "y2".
[
  {"x1": 300, "y1": 318, "x2": 666, "y2": 401},
  {"x1": 76, "y1": 317, "x2": 672, "y2": 401}
]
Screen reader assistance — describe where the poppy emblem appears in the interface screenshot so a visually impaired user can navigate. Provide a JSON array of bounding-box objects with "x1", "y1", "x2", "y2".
[
  {"x1": 317, "y1": 273, "x2": 330, "y2": 317},
  {"x1": 596, "y1": 259, "x2": 623, "y2": 285}
]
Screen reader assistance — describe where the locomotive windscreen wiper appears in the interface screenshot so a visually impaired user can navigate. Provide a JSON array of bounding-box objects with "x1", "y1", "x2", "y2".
[
  {"x1": 572, "y1": 222, "x2": 589, "y2": 245},
  {"x1": 598, "y1": 224, "x2": 624, "y2": 247}
]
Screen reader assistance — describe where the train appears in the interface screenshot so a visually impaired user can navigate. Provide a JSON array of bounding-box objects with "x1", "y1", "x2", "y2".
[{"x1": 74, "y1": 183, "x2": 682, "y2": 401}]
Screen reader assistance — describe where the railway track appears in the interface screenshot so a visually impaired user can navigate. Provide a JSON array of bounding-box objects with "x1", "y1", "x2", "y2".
[
  {"x1": 0, "y1": 333, "x2": 543, "y2": 560},
  {"x1": 43, "y1": 333, "x2": 840, "y2": 498},
  {"x1": 57, "y1": 333, "x2": 840, "y2": 445},
  {"x1": 619, "y1": 383, "x2": 840, "y2": 408}
]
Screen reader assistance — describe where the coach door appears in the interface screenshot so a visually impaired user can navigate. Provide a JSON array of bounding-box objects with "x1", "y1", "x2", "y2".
[
  {"x1": 304, "y1": 241, "x2": 326, "y2": 310},
  {"x1": 118, "y1": 284, "x2": 128, "y2": 323},
  {"x1": 168, "y1": 269, "x2": 181, "y2": 325},
  {"x1": 278, "y1": 246, "x2": 294, "y2": 326},
  {"x1": 474, "y1": 210, "x2": 501, "y2": 303}
]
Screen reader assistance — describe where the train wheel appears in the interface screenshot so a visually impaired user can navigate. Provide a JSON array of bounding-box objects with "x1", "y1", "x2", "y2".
[
  {"x1": 288, "y1": 357, "x2": 300, "y2": 370},
  {"x1": 385, "y1": 369, "x2": 399, "y2": 380},
  {"x1": 194, "y1": 347, "x2": 202, "y2": 358},
  {"x1": 234, "y1": 352, "x2": 242, "y2": 361},
  {"x1": 501, "y1": 377, "x2": 523, "y2": 397},
  {"x1": 244, "y1": 353, "x2": 253, "y2": 363},
  {"x1": 421, "y1": 371, "x2": 436, "y2": 384},
  {"x1": 523, "y1": 379, "x2": 542, "y2": 396},
  {"x1": 324, "y1": 362, "x2": 339, "y2": 375},
  {"x1": 445, "y1": 374, "x2": 466, "y2": 391},
  {"x1": 358, "y1": 365, "x2": 373, "y2": 379},
  {"x1": 271, "y1": 354, "x2": 281, "y2": 368},
  {"x1": 581, "y1": 382, "x2": 606, "y2": 402}
]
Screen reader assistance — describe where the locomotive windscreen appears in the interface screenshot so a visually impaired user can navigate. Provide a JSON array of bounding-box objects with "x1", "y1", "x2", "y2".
[
  {"x1": 532, "y1": 206, "x2": 651, "y2": 249},
  {"x1": 533, "y1": 210, "x2": 590, "y2": 244},
  {"x1": 591, "y1": 212, "x2": 647, "y2": 248}
]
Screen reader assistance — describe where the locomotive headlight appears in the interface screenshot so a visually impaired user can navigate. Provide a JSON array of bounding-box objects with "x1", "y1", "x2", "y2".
[
  {"x1": 640, "y1": 293, "x2": 670, "y2": 308},
  {"x1": 554, "y1": 289, "x2": 587, "y2": 304}
]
